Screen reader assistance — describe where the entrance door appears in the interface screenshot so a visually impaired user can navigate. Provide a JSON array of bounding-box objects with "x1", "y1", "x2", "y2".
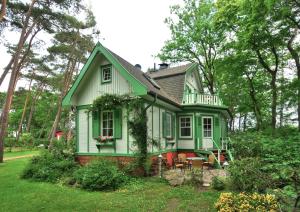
[{"x1": 202, "y1": 117, "x2": 213, "y2": 149}]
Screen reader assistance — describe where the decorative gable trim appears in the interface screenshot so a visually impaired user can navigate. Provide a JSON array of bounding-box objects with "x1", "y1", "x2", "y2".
[{"x1": 62, "y1": 42, "x2": 147, "y2": 106}]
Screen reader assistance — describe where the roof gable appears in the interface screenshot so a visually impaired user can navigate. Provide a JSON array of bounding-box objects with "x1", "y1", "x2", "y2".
[{"x1": 62, "y1": 42, "x2": 148, "y2": 106}]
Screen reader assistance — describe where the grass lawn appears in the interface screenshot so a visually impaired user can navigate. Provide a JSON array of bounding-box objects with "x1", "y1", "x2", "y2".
[
  {"x1": 4, "y1": 150, "x2": 39, "y2": 159},
  {"x1": 0, "y1": 158, "x2": 220, "y2": 212}
]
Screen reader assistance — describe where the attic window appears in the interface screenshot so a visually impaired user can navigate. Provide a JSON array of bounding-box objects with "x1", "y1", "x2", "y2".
[
  {"x1": 143, "y1": 73, "x2": 160, "y2": 89},
  {"x1": 101, "y1": 64, "x2": 112, "y2": 83}
]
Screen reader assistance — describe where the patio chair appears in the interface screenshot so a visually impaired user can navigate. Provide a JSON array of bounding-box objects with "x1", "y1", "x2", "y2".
[
  {"x1": 173, "y1": 154, "x2": 189, "y2": 170},
  {"x1": 203, "y1": 154, "x2": 215, "y2": 169},
  {"x1": 191, "y1": 160, "x2": 203, "y2": 170}
]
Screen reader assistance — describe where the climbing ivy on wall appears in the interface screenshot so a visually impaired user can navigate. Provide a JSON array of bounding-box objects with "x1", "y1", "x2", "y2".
[{"x1": 91, "y1": 94, "x2": 155, "y2": 176}]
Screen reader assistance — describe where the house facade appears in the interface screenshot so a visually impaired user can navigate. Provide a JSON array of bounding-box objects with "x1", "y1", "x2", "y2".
[{"x1": 62, "y1": 42, "x2": 231, "y2": 166}]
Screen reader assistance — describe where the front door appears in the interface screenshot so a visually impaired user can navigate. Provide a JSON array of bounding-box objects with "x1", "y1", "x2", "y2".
[{"x1": 202, "y1": 117, "x2": 213, "y2": 149}]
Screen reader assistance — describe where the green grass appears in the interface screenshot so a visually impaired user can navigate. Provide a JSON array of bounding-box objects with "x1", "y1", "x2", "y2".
[
  {"x1": 4, "y1": 150, "x2": 39, "y2": 159},
  {"x1": 0, "y1": 158, "x2": 220, "y2": 212}
]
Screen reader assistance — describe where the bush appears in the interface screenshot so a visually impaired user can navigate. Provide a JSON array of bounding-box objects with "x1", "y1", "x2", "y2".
[
  {"x1": 74, "y1": 159, "x2": 129, "y2": 191},
  {"x1": 215, "y1": 192, "x2": 279, "y2": 211},
  {"x1": 230, "y1": 133, "x2": 264, "y2": 159},
  {"x1": 211, "y1": 176, "x2": 226, "y2": 191},
  {"x1": 21, "y1": 151, "x2": 78, "y2": 182},
  {"x1": 4, "y1": 137, "x2": 15, "y2": 151},
  {"x1": 228, "y1": 157, "x2": 271, "y2": 192},
  {"x1": 21, "y1": 139, "x2": 77, "y2": 182},
  {"x1": 20, "y1": 133, "x2": 34, "y2": 148}
]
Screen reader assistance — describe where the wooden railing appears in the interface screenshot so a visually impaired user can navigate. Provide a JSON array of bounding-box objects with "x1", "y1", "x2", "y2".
[{"x1": 182, "y1": 93, "x2": 223, "y2": 106}]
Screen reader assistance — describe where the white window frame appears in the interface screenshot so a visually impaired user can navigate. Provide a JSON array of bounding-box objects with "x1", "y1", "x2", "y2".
[
  {"x1": 202, "y1": 116, "x2": 213, "y2": 138},
  {"x1": 165, "y1": 113, "x2": 172, "y2": 138},
  {"x1": 179, "y1": 116, "x2": 192, "y2": 138},
  {"x1": 101, "y1": 111, "x2": 114, "y2": 137},
  {"x1": 101, "y1": 65, "x2": 112, "y2": 83}
]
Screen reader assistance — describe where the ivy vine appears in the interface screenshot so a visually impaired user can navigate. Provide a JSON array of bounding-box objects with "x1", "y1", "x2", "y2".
[{"x1": 91, "y1": 94, "x2": 156, "y2": 176}]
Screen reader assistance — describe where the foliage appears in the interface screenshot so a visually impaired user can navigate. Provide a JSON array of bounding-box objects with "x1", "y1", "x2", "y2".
[
  {"x1": 21, "y1": 139, "x2": 77, "y2": 182},
  {"x1": 19, "y1": 133, "x2": 34, "y2": 148},
  {"x1": 91, "y1": 94, "x2": 134, "y2": 111},
  {"x1": 74, "y1": 159, "x2": 129, "y2": 191},
  {"x1": 158, "y1": 0, "x2": 224, "y2": 94},
  {"x1": 92, "y1": 94, "x2": 156, "y2": 176},
  {"x1": 228, "y1": 157, "x2": 271, "y2": 192},
  {"x1": 215, "y1": 192, "x2": 279, "y2": 212},
  {"x1": 229, "y1": 130, "x2": 300, "y2": 209},
  {"x1": 211, "y1": 176, "x2": 226, "y2": 191}
]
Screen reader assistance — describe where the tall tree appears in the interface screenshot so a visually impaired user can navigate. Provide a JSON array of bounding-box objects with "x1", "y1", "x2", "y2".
[
  {"x1": 158, "y1": 0, "x2": 224, "y2": 94},
  {"x1": 47, "y1": 11, "x2": 97, "y2": 143},
  {"x1": 0, "y1": 0, "x2": 84, "y2": 163}
]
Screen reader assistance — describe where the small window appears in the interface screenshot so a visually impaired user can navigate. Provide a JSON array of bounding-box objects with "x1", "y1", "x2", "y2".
[
  {"x1": 165, "y1": 113, "x2": 172, "y2": 138},
  {"x1": 102, "y1": 111, "x2": 113, "y2": 136},
  {"x1": 180, "y1": 116, "x2": 192, "y2": 138},
  {"x1": 101, "y1": 65, "x2": 112, "y2": 83}
]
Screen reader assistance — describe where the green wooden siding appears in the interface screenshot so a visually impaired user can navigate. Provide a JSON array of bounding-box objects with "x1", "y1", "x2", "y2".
[{"x1": 114, "y1": 109, "x2": 122, "y2": 139}]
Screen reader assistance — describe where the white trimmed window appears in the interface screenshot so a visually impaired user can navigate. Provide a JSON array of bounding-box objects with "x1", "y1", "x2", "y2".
[
  {"x1": 102, "y1": 111, "x2": 113, "y2": 136},
  {"x1": 101, "y1": 65, "x2": 112, "y2": 83},
  {"x1": 179, "y1": 116, "x2": 192, "y2": 138}
]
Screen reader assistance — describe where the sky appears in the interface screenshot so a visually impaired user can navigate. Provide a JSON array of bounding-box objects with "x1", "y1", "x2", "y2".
[{"x1": 0, "y1": 0, "x2": 183, "y2": 91}]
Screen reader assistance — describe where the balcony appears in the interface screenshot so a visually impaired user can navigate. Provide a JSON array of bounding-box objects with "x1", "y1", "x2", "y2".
[{"x1": 182, "y1": 93, "x2": 223, "y2": 106}]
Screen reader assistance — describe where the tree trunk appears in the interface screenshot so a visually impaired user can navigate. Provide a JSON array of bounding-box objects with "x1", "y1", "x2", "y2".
[
  {"x1": 0, "y1": 0, "x2": 36, "y2": 163},
  {"x1": 270, "y1": 73, "x2": 277, "y2": 129},
  {"x1": 26, "y1": 85, "x2": 44, "y2": 132},
  {"x1": 287, "y1": 33, "x2": 300, "y2": 131},
  {"x1": 48, "y1": 59, "x2": 77, "y2": 143},
  {"x1": 243, "y1": 113, "x2": 247, "y2": 131},
  {"x1": 238, "y1": 113, "x2": 241, "y2": 131},
  {"x1": 16, "y1": 79, "x2": 32, "y2": 142},
  {"x1": 0, "y1": 0, "x2": 7, "y2": 22},
  {"x1": 246, "y1": 74, "x2": 262, "y2": 130},
  {"x1": 0, "y1": 56, "x2": 14, "y2": 86}
]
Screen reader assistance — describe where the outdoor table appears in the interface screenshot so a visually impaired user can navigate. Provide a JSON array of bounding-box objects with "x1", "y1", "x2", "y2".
[{"x1": 186, "y1": 157, "x2": 205, "y2": 170}]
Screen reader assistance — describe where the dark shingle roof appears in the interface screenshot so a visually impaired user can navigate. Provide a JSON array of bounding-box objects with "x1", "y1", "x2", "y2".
[
  {"x1": 155, "y1": 74, "x2": 185, "y2": 103},
  {"x1": 147, "y1": 63, "x2": 193, "y2": 79},
  {"x1": 106, "y1": 48, "x2": 181, "y2": 105}
]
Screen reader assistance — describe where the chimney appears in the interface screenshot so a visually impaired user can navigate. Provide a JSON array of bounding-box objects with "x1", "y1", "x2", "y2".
[
  {"x1": 159, "y1": 63, "x2": 169, "y2": 70},
  {"x1": 134, "y1": 64, "x2": 142, "y2": 70}
]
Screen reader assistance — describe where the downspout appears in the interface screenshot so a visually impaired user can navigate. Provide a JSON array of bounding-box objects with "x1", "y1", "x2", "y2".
[
  {"x1": 144, "y1": 93, "x2": 157, "y2": 111},
  {"x1": 87, "y1": 111, "x2": 90, "y2": 152}
]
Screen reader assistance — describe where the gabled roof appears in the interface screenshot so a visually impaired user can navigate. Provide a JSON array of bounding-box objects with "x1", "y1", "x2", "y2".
[
  {"x1": 62, "y1": 42, "x2": 191, "y2": 106},
  {"x1": 147, "y1": 63, "x2": 195, "y2": 79}
]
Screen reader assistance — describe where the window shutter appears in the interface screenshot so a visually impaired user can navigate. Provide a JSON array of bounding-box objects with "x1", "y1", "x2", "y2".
[
  {"x1": 114, "y1": 108, "x2": 122, "y2": 139},
  {"x1": 171, "y1": 114, "x2": 175, "y2": 138},
  {"x1": 162, "y1": 112, "x2": 167, "y2": 138},
  {"x1": 215, "y1": 116, "x2": 219, "y2": 126},
  {"x1": 92, "y1": 110, "x2": 100, "y2": 139}
]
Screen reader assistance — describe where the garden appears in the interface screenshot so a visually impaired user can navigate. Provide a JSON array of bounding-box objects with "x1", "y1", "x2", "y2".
[{"x1": 0, "y1": 126, "x2": 299, "y2": 211}]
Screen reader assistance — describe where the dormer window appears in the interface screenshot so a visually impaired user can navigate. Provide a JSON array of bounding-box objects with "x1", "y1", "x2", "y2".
[{"x1": 101, "y1": 64, "x2": 112, "y2": 83}]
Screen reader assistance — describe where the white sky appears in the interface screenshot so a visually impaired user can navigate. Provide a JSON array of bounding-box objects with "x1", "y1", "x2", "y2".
[{"x1": 0, "y1": 0, "x2": 183, "y2": 91}]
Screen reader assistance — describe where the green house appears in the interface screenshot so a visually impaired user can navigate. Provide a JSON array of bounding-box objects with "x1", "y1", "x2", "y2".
[{"x1": 63, "y1": 42, "x2": 231, "y2": 166}]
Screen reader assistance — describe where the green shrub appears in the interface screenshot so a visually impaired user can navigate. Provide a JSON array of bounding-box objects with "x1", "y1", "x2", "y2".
[
  {"x1": 4, "y1": 137, "x2": 15, "y2": 151},
  {"x1": 230, "y1": 133, "x2": 264, "y2": 159},
  {"x1": 20, "y1": 133, "x2": 34, "y2": 148},
  {"x1": 211, "y1": 176, "x2": 226, "y2": 191},
  {"x1": 74, "y1": 160, "x2": 129, "y2": 191},
  {"x1": 228, "y1": 157, "x2": 271, "y2": 192},
  {"x1": 21, "y1": 151, "x2": 78, "y2": 182}
]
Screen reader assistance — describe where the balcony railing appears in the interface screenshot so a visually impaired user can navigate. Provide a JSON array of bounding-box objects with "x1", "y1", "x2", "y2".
[{"x1": 182, "y1": 93, "x2": 223, "y2": 106}]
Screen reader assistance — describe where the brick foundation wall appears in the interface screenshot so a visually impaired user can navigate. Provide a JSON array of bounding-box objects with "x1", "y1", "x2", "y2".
[{"x1": 76, "y1": 151, "x2": 196, "y2": 167}]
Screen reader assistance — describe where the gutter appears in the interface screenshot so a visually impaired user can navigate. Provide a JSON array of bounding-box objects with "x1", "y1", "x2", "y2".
[{"x1": 148, "y1": 91, "x2": 181, "y2": 109}]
